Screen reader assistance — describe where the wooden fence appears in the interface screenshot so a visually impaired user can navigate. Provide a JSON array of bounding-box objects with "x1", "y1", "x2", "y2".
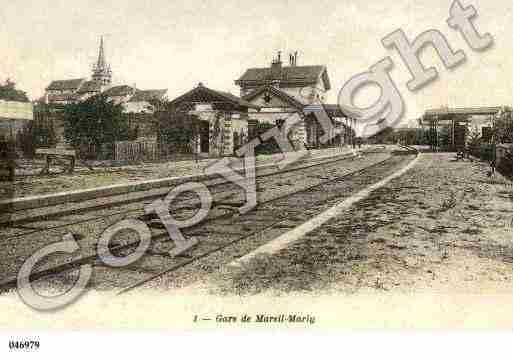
[{"x1": 114, "y1": 140, "x2": 159, "y2": 162}]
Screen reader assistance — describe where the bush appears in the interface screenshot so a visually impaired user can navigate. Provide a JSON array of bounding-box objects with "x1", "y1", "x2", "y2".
[
  {"x1": 157, "y1": 110, "x2": 201, "y2": 154},
  {"x1": 498, "y1": 149, "x2": 513, "y2": 178},
  {"x1": 0, "y1": 79, "x2": 29, "y2": 103},
  {"x1": 18, "y1": 121, "x2": 56, "y2": 157},
  {"x1": 478, "y1": 144, "x2": 494, "y2": 162},
  {"x1": 63, "y1": 94, "x2": 130, "y2": 159},
  {"x1": 0, "y1": 140, "x2": 16, "y2": 181}
]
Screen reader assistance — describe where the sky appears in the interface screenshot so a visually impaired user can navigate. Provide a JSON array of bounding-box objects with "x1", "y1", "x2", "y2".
[{"x1": 0, "y1": 0, "x2": 510, "y2": 124}]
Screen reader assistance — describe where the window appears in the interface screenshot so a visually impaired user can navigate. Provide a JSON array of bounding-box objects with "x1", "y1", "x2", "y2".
[{"x1": 482, "y1": 126, "x2": 492, "y2": 142}]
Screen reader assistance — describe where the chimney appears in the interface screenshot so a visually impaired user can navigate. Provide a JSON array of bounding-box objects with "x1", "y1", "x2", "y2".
[
  {"x1": 270, "y1": 51, "x2": 282, "y2": 80},
  {"x1": 289, "y1": 51, "x2": 299, "y2": 66}
]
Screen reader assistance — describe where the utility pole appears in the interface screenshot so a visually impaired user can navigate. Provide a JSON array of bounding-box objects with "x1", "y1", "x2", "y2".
[{"x1": 492, "y1": 113, "x2": 497, "y2": 169}]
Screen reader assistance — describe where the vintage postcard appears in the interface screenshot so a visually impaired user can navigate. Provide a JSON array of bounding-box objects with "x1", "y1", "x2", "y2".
[{"x1": 0, "y1": 0, "x2": 512, "y2": 355}]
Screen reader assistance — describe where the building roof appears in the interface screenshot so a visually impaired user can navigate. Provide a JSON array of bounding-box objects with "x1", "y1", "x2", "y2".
[
  {"x1": 216, "y1": 90, "x2": 257, "y2": 108},
  {"x1": 102, "y1": 85, "x2": 136, "y2": 97},
  {"x1": 128, "y1": 89, "x2": 167, "y2": 103},
  {"x1": 424, "y1": 106, "x2": 506, "y2": 118},
  {"x1": 47, "y1": 93, "x2": 79, "y2": 103},
  {"x1": 46, "y1": 78, "x2": 86, "y2": 91},
  {"x1": 76, "y1": 80, "x2": 102, "y2": 94},
  {"x1": 169, "y1": 84, "x2": 260, "y2": 110},
  {"x1": 236, "y1": 65, "x2": 331, "y2": 90}
]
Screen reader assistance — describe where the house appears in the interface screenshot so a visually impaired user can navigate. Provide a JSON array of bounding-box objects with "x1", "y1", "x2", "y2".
[
  {"x1": 235, "y1": 52, "x2": 330, "y2": 100},
  {"x1": 235, "y1": 52, "x2": 350, "y2": 148},
  {"x1": 124, "y1": 89, "x2": 168, "y2": 114},
  {"x1": 102, "y1": 85, "x2": 136, "y2": 105},
  {"x1": 44, "y1": 78, "x2": 86, "y2": 105},
  {"x1": 167, "y1": 83, "x2": 260, "y2": 157}
]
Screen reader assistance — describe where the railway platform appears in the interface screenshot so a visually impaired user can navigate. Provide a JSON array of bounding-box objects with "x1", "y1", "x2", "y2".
[{"x1": 200, "y1": 152, "x2": 513, "y2": 296}]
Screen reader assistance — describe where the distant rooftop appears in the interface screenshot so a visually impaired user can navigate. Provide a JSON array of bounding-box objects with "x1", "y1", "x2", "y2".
[
  {"x1": 76, "y1": 80, "x2": 102, "y2": 94},
  {"x1": 46, "y1": 78, "x2": 86, "y2": 91},
  {"x1": 236, "y1": 65, "x2": 331, "y2": 90},
  {"x1": 102, "y1": 85, "x2": 136, "y2": 97},
  {"x1": 129, "y1": 89, "x2": 167, "y2": 103}
]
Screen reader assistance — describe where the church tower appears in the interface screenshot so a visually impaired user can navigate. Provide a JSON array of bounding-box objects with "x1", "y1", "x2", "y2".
[{"x1": 91, "y1": 36, "x2": 112, "y2": 86}]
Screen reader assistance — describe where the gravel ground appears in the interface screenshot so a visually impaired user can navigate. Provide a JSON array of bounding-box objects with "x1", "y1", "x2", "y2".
[
  {"x1": 202, "y1": 152, "x2": 513, "y2": 296},
  {"x1": 12, "y1": 149, "x2": 511, "y2": 300}
]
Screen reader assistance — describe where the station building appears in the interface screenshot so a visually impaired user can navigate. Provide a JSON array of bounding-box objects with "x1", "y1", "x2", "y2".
[
  {"x1": 166, "y1": 83, "x2": 260, "y2": 157},
  {"x1": 235, "y1": 52, "x2": 352, "y2": 149},
  {"x1": 166, "y1": 53, "x2": 354, "y2": 158}
]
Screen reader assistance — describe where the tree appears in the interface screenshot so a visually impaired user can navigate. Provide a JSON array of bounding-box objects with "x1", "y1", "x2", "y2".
[
  {"x1": 63, "y1": 94, "x2": 131, "y2": 157},
  {"x1": 0, "y1": 79, "x2": 29, "y2": 102},
  {"x1": 495, "y1": 110, "x2": 513, "y2": 144},
  {"x1": 18, "y1": 120, "x2": 57, "y2": 157},
  {"x1": 156, "y1": 106, "x2": 202, "y2": 155},
  {"x1": 467, "y1": 125, "x2": 482, "y2": 147}
]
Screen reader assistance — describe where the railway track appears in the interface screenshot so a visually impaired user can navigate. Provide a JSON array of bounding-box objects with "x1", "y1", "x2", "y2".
[
  {"x1": 0, "y1": 145, "x2": 416, "y2": 295},
  {"x1": 1, "y1": 147, "x2": 375, "y2": 236},
  {"x1": 116, "y1": 149, "x2": 417, "y2": 295}
]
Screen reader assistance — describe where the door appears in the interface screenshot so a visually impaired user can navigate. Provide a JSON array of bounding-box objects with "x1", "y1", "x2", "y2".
[{"x1": 200, "y1": 121, "x2": 209, "y2": 153}]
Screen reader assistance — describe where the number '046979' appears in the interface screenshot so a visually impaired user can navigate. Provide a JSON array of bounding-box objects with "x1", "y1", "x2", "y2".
[{"x1": 9, "y1": 340, "x2": 40, "y2": 350}]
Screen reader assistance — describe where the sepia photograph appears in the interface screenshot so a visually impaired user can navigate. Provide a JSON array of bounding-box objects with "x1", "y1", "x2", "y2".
[{"x1": 0, "y1": 0, "x2": 512, "y2": 356}]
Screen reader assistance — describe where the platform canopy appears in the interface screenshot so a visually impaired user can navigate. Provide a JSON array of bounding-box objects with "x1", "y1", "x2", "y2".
[
  {"x1": 421, "y1": 106, "x2": 507, "y2": 125},
  {"x1": 420, "y1": 106, "x2": 511, "y2": 151}
]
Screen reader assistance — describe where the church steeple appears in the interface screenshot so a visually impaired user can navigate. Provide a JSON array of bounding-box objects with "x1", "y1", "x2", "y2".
[
  {"x1": 97, "y1": 36, "x2": 106, "y2": 68},
  {"x1": 92, "y1": 36, "x2": 112, "y2": 86}
]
